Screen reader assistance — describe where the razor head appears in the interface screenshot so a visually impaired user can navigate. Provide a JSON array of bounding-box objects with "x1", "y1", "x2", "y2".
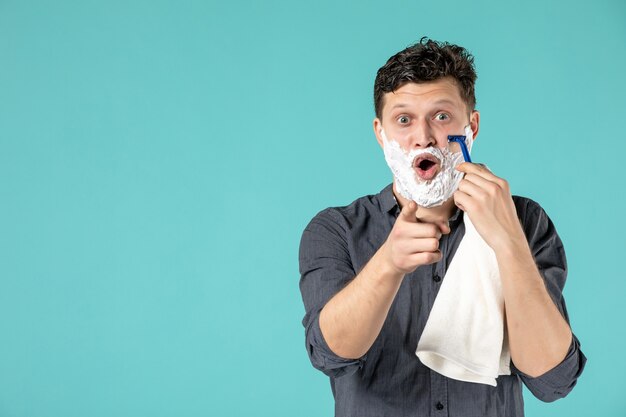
[{"x1": 447, "y1": 135, "x2": 472, "y2": 163}]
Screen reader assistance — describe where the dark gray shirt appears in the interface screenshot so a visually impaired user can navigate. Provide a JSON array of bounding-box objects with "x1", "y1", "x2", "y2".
[{"x1": 299, "y1": 184, "x2": 586, "y2": 417}]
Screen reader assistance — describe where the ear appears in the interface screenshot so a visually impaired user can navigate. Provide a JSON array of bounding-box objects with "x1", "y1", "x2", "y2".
[
  {"x1": 373, "y1": 118, "x2": 384, "y2": 149},
  {"x1": 469, "y1": 110, "x2": 480, "y2": 142}
]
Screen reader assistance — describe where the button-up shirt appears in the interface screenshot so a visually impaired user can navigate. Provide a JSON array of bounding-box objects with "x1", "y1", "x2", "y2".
[{"x1": 299, "y1": 184, "x2": 586, "y2": 417}]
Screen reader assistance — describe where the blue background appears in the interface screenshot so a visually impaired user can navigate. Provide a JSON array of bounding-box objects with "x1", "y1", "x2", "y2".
[{"x1": 1, "y1": 0, "x2": 624, "y2": 416}]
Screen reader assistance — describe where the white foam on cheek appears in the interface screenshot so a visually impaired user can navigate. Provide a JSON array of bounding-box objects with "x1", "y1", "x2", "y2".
[
  {"x1": 465, "y1": 125, "x2": 474, "y2": 152},
  {"x1": 464, "y1": 124, "x2": 474, "y2": 153},
  {"x1": 380, "y1": 129, "x2": 468, "y2": 208}
]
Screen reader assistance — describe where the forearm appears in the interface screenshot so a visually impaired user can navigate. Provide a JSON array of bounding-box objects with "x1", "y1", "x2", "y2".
[
  {"x1": 496, "y1": 237, "x2": 572, "y2": 377},
  {"x1": 319, "y1": 243, "x2": 405, "y2": 359}
]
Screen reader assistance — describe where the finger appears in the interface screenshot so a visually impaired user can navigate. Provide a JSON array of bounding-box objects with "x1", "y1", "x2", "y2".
[
  {"x1": 458, "y1": 177, "x2": 487, "y2": 199},
  {"x1": 401, "y1": 222, "x2": 442, "y2": 239},
  {"x1": 401, "y1": 237, "x2": 441, "y2": 254},
  {"x1": 456, "y1": 162, "x2": 494, "y2": 179},
  {"x1": 462, "y1": 173, "x2": 498, "y2": 189},
  {"x1": 437, "y1": 220, "x2": 451, "y2": 235},
  {"x1": 454, "y1": 190, "x2": 473, "y2": 212},
  {"x1": 409, "y1": 250, "x2": 443, "y2": 266},
  {"x1": 399, "y1": 201, "x2": 419, "y2": 223}
]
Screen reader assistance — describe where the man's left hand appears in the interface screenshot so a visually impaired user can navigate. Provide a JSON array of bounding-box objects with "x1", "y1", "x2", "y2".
[{"x1": 454, "y1": 162, "x2": 526, "y2": 251}]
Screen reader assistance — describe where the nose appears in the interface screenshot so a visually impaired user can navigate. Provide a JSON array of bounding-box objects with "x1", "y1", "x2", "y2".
[{"x1": 408, "y1": 119, "x2": 436, "y2": 149}]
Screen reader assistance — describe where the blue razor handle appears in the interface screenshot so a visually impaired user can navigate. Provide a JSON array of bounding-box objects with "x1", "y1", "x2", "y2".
[{"x1": 447, "y1": 135, "x2": 472, "y2": 163}]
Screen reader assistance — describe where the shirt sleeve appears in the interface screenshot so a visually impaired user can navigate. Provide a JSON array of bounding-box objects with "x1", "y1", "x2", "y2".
[
  {"x1": 510, "y1": 198, "x2": 587, "y2": 402},
  {"x1": 298, "y1": 208, "x2": 366, "y2": 378}
]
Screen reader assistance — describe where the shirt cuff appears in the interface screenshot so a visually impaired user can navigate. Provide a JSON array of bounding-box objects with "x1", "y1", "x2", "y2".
[
  {"x1": 511, "y1": 333, "x2": 587, "y2": 402},
  {"x1": 305, "y1": 311, "x2": 367, "y2": 378}
]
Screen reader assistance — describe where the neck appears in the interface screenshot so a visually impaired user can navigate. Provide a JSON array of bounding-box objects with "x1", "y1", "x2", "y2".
[{"x1": 392, "y1": 182, "x2": 457, "y2": 223}]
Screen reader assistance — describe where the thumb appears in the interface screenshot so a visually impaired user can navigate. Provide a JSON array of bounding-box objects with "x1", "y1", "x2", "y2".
[
  {"x1": 437, "y1": 220, "x2": 451, "y2": 235},
  {"x1": 400, "y1": 201, "x2": 419, "y2": 223}
]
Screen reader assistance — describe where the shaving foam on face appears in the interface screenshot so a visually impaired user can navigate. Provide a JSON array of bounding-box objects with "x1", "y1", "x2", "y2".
[{"x1": 381, "y1": 125, "x2": 474, "y2": 208}]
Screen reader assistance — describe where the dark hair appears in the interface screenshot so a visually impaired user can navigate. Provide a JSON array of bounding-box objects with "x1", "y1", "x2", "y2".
[{"x1": 373, "y1": 37, "x2": 477, "y2": 119}]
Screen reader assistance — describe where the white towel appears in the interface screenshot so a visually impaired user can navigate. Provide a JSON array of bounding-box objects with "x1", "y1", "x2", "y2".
[{"x1": 415, "y1": 214, "x2": 511, "y2": 386}]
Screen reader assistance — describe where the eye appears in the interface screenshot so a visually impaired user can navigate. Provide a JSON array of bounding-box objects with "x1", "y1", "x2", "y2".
[
  {"x1": 397, "y1": 115, "x2": 410, "y2": 124},
  {"x1": 435, "y1": 113, "x2": 450, "y2": 121}
]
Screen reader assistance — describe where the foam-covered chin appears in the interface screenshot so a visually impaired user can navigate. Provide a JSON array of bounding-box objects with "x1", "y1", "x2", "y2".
[{"x1": 381, "y1": 128, "x2": 468, "y2": 208}]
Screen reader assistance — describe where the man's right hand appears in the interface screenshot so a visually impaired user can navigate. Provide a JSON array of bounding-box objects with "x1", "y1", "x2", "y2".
[
  {"x1": 318, "y1": 200, "x2": 451, "y2": 359},
  {"x1": 381, "y1": 201, "x2": 451, "y2": 274}
]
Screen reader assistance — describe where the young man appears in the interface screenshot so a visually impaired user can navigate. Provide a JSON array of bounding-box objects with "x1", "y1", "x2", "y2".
[{"x1": 298, "y1": 38, "x2": 586, "y2": 416}]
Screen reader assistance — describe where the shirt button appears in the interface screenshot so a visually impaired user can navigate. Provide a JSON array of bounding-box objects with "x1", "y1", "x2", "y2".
[
  {"x1": 433, "y1": 274, "x2": 441, "y2": 283},
  {"x1": 436, "y1": 402, "x2": 444, "y2": 410}
]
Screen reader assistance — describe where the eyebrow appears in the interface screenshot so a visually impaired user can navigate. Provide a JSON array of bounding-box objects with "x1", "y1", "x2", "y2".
[
  {"x1": 431, "y1": 99, "x2": 457, "y2": 107},
  {"x1": 389, "y1": 99, "x2": 458, "y2": 111}
]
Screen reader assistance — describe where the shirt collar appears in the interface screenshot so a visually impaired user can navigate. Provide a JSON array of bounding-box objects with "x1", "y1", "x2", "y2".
[{"x1": 379, "y1": 184, "x2": 399, "y2": 213}]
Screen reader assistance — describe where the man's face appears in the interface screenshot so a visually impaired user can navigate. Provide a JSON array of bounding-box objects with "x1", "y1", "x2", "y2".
[{"x1": 373, "y1": 77, "x2": 479, "y2": 181}]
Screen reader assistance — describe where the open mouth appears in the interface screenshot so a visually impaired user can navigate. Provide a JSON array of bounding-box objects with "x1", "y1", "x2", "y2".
[{"x1": 413, "y1": 154, "x2": 440, "y2": 181}]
